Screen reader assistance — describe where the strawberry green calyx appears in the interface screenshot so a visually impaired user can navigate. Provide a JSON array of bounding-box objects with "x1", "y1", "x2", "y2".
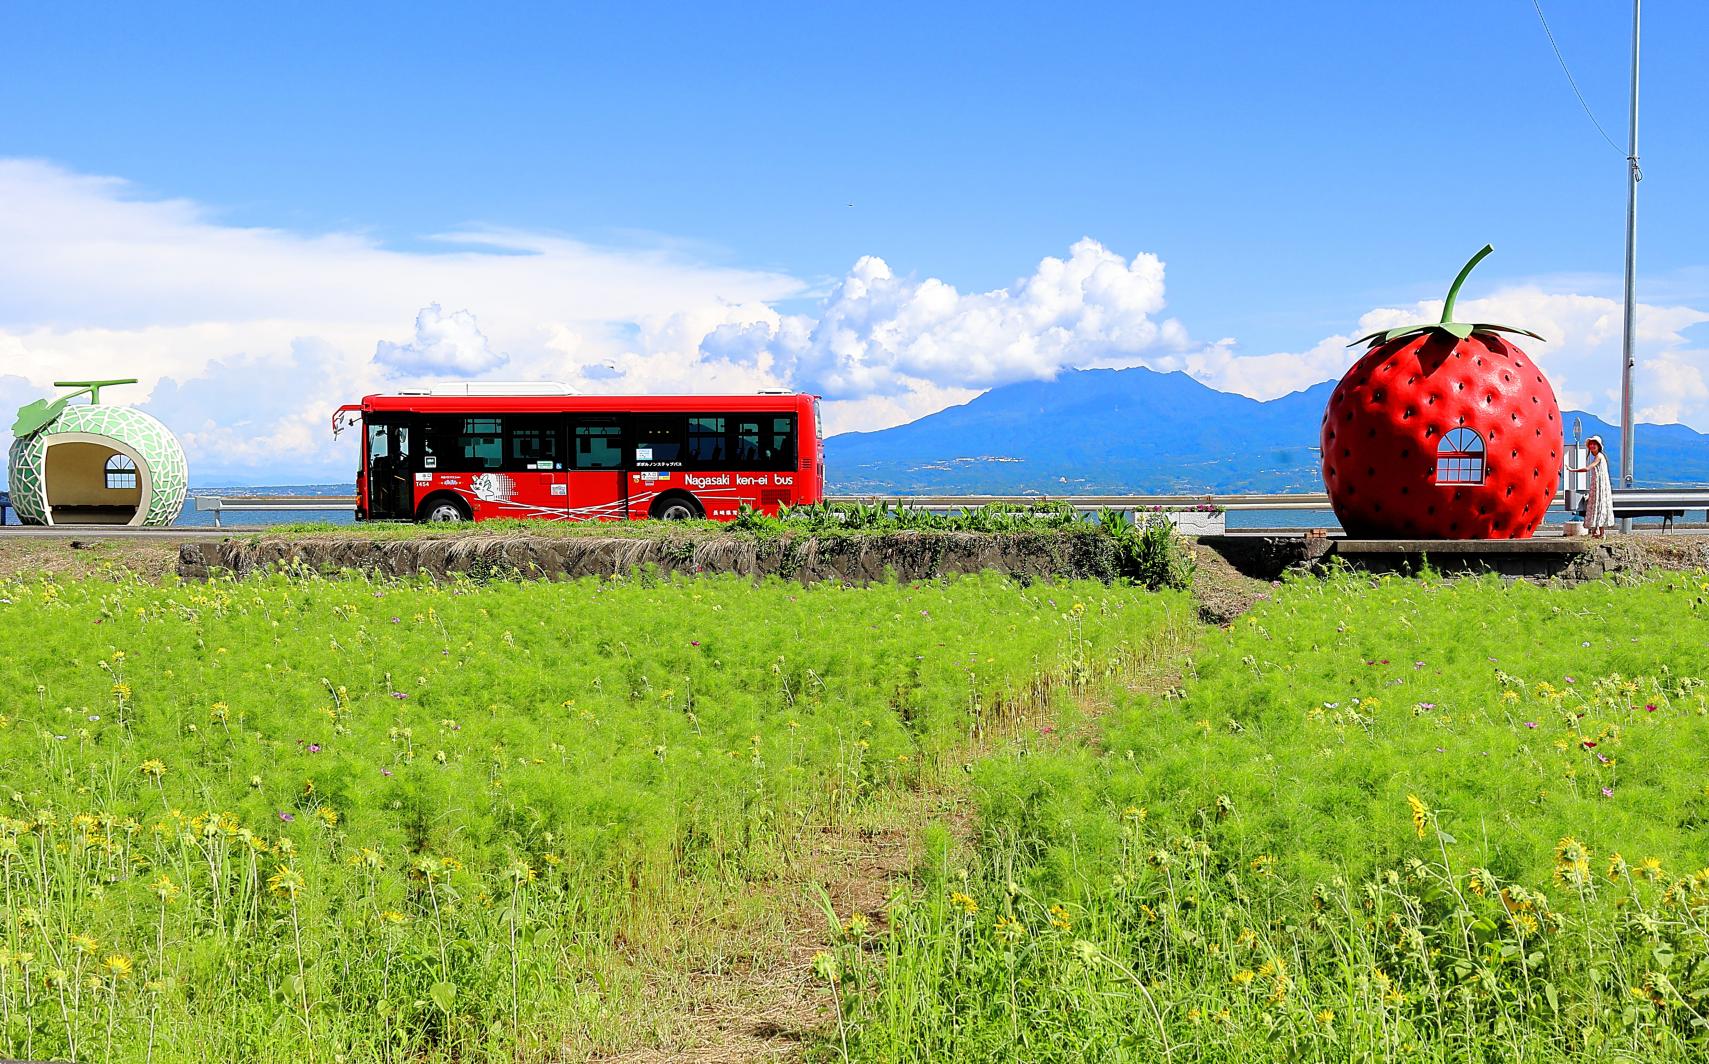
[{"x1": 1350, "y1": 244, "x2": 1545, "y2": 348}]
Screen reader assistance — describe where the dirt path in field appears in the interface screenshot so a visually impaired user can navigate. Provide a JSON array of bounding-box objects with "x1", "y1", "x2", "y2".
[
  {"x1": 588, "y1": 625, "x2": 1196, "y2": 1063},
  {"x1": 1187, "y1": 542, "x2": 1276, "y2": 626}
]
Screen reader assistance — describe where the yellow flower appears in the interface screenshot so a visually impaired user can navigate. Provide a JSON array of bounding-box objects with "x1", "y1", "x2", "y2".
[
  {"x1": 1606, "y1": 852, "x2": 1628, "y2": 881},
  {"x1": 1232, "y1": 969, "x2": 1256, "y2": 986},
  {"x1": 268, "y1": 867, "x2": 305, "y2": 899},
  {"x1": 1250, "y1": 854, "x2": 1276, "y2": 876},
  {"x1": 994, "y1": 915, "x2": 1024, "y2": 941},
  {"x1": 314, "y1": 806, "x2": 339, "y2": 827},
  {"x1": 949, "y1": 891, "x2": 978, "y2": 917},
  {"x1": 150, "y1": 874, "x2": 180, "y2": 903},
  {"x1": 1406, "y1": 794, "x2": 1429, "y2": 839},
  {"x1": 102, "y1": 954, "x2": 134, "y2": 980},
  {"x1": 507, "y1": 859, "x2": 537, "y2": 884},
  {"x1": 69, "y1": 933, "x2": 99, "y2": 955},
  {"x1": 1554, "y1": 836, "x2": 1592, "y2": 889},
  {"x1": 846, "y1": 912, "x2": 871, "y2": 936},
  {"x1": 1316, "y1": 1008, "x2": 1334, "y2": 1025},
  {"x1": 139, "y1": 759, "x2": 165, "y2": 779},
  {"x1": 1048, "y1": 904, "x2": 1072, "y2": 931},
  {"x1": 1637, "y1": 857, "x2": 1665, "y2": 882},
  {"x1": 1122, "y1": 805, "x2": 1147, "y2": 823}
]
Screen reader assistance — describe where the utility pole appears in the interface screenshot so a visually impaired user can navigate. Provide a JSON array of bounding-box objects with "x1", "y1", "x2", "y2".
[{"x1": 1617, "y1": 0, "x2": 1640, "y2": 531}]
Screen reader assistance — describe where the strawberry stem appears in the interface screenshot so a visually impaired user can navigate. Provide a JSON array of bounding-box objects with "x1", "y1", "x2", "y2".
[{"x1": 1440, "y1": 244, "x2": 1494, "y2": 324}]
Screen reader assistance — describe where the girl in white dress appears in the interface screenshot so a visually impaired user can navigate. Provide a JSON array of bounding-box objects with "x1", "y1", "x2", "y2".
[{"x1": 1570, "y1": 436, "x2": 1616, "y2": 538}]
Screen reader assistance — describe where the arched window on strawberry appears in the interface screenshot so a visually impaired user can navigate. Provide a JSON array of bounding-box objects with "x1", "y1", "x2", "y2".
[{"x1": 1434, "y1": 428, "x2": 1486, "y2": 485}]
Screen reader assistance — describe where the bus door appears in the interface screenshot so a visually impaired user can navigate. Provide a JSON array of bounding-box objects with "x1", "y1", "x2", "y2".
[
  {"x1": 569, "y1": 417, "x2": 627, "y2": 521},
  {"x1": 366, "y1": 417, "x2": 412, "y2": 520},
  {"x1": 503, "y1": 416, "x2": 568, "y2": 516}
]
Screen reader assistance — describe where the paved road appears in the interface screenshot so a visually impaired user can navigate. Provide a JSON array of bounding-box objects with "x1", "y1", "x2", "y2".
[{"x1": 0, "y1": 525, "x2": 234, "y2": 540}]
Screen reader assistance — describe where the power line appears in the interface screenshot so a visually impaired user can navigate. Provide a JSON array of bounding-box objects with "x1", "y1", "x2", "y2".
[{"x1": 1531, "y1": 0, "x2": 1625, "y2": 156}]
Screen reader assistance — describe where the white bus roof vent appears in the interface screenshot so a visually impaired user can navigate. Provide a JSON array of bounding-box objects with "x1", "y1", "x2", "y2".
[
  {"x1": 755, "y1": 388, "x2": 795, "y2": 395},
  {"x1": 423, "y1": 381, "x2": 575, "y2": 396}
]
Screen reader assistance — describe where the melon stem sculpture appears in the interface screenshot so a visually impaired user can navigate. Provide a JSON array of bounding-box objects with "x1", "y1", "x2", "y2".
[{"x1": 1323, "y1": 246, "x2": 1563, "y2": 540}]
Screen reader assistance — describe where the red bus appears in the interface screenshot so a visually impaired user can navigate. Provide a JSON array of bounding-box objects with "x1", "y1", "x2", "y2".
[{"x1": 334, "y1": 386, "x2": 824, "y2": 522}]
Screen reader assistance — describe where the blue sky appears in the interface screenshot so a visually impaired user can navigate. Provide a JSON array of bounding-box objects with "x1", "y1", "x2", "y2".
[{"x1": 2, "y1": 1, "x2": 1705, "y2": 481}]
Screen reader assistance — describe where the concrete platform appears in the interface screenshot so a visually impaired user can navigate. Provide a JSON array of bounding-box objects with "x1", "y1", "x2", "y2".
[
  {"x1": 1336, "y1": 538, "x2": 1589, "y2": 554},
  {"x1": 1199, "y1": 532, "x2": 1610, "y2": 581}
]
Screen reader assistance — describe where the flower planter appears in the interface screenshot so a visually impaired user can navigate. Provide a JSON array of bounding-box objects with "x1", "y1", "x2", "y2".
[{"x1": 1137, "y1": 509, "x2": 1225, "y2": 535}]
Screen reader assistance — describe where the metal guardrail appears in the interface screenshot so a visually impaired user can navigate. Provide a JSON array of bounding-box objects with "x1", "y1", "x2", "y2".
[
  {"x1": 826, "y1": 493, "x2": 1331, "y2": 511},
  {"x1": 195, "y1": 495, "x2": 357, "y2": 527},
  {"x1": 191, "y1": 488, "x2": 1709, "y2": 527}
]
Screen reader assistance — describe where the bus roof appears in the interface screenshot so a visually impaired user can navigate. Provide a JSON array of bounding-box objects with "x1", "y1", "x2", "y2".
[{"x1": 355, "y1": 392, "x2": 816, "y2": 415}]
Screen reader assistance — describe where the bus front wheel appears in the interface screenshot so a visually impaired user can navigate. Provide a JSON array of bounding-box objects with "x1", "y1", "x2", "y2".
[
  {"x1": 418, "y1": 495, "x2": 471, "y2": 523},
  {"x1": 650, "y1": 493, "x2": 703, "y2": 521}
]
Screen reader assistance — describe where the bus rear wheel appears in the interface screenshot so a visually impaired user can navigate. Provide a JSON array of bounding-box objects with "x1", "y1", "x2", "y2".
[
  {"x1": 419, "y1": 496, "x2": 470, "y2": 523},
  {"x1": 650, "y1": 493, "x2": 703, "y2": 521}
]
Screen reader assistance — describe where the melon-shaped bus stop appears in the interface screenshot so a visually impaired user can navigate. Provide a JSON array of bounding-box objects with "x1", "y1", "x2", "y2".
[{"x1": 7, "y1": 380, "x2": 188, "y2": 527}]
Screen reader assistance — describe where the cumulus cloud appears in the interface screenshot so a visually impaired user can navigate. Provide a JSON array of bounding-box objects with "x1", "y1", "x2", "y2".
[
  {"x1": 1177, "y1": 288, "x2": 1709, "y2": 432},
  {"x1": 2, "y1": 157, "x2": 1705, "y2": 485},
  {"x1": 374, "y1": 304, "x2": 506, "y2": 377},
  {"x1": 701, "y1": 239, "x2": 1190, "y2": 399},
  {"x1": 0, "y1": 159, "x2": 804, "y2": 480}
]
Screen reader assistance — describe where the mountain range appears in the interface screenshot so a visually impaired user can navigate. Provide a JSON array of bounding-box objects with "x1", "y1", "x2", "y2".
[{"x1": 825, "y1": 367, "x2": 1709, "y2": 494}]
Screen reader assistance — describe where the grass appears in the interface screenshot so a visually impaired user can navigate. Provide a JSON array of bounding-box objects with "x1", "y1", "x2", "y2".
[
  {"x1": 0, "y1": 568, "x2": 1187, "y2": 1062},
  {"x1": 833, "y1": 570, "x2": 1709, "y2": 1062},
  {"x1": 4, "y1": 559, "x2": 1708, "y2": 1063}
]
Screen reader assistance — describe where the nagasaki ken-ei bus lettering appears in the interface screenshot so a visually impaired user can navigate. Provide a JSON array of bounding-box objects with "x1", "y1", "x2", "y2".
[{"x1": 334, "y1": 388, "x2": 825, "y2": 523}]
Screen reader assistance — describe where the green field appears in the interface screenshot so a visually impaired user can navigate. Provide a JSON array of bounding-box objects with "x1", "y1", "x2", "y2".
[{"x1": 1, "y1": 562, "x2": 1706, "y2": 1062}]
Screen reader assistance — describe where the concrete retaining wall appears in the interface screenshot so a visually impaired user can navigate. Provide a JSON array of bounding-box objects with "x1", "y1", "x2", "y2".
[{"x1": 176, "y1": 529, "x2": 1135, "y2": 585}]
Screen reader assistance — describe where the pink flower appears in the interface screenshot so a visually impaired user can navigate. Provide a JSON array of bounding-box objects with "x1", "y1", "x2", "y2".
[
  {"x1": 1524, "y1": 721, "x2": 1538, "y2": 729},
  {"x1": 1596, "y1": 753, "x2": 1609, "y2": 764},
  {"x1": 307, "y1": 743, "x2": 321, "y2": 753},
  {"x1": 1645, "y1": 704, "x2": 1657, "y2": 713},
  {"x1": 1581, "y1": 739, "x2": 1597, "y2": 749},
  {"x1": 381, "y1": 768, "x2": 393, "y2": 777},
  {"x1": 1601, "y1": 787, "x2": 1614, "y2": 799},
  {"x1": 278, "y1": 812, "x2": 295, "y2": 822}
]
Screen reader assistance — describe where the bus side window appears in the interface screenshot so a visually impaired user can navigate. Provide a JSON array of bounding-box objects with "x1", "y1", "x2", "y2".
[
  {"x1": 459, "y1": 418, "x2": 504, "y2": 470},
  {"x1": 735, "y1": 421, "x2": 761, "y2": 464},
  {"x1": 574, "y1": 422, "x2": 623, "y2": 469},
  {"x1": 769, "y1": 417, "x2": 796, "y2": 466},
  {"x1": 687, "y1": 416, "x2": 725, "y2": 463},
  {"x1": 507, "y1": 418, "x2": 562, "y2": 471},
  {"x1": 631, "y1": 414, "x2": 685, "y2": 467}
]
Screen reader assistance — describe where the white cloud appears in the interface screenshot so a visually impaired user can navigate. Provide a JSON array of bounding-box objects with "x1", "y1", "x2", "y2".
[
  {"x1": 703, "y1": 239, "x2": 1190, "y2": 398},
  {"x1": 374, "y1": 304, "x2": 506, "y2": 376},
  {"x1": 2, "y1": 157, "x2": 1706, "y2": 486},
  {"x1": 0, "y1": 159, "x2": 804, "y2": 480},
  {"x1": 1182, "y1": 288, "x2": 1709, "y2": 428}
]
